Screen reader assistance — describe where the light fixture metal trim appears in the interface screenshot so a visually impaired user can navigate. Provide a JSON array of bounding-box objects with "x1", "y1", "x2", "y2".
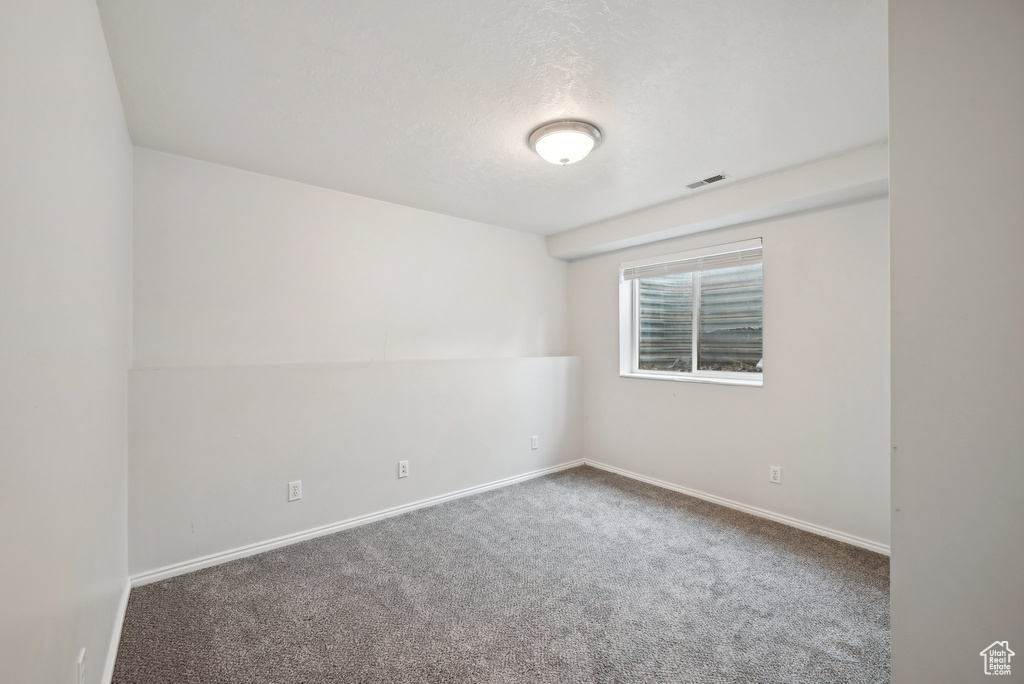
[{"x1": 528, "y1": 120, "x2": 603, "y2": 165}]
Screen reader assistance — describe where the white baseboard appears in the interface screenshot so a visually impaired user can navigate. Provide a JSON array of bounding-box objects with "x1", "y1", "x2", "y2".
[
  {"x1": 583, "y1": 459, "x2": 890, "y2": 556},
  {"x1": 130, "y1": 459, "x2": 586, "y2": 587},
  {"x1": 129, "y1": 455, "x2": 886, "y2": 590},
  {"x1": 101, "y1": 579, "x2": 131, "y2": 684}
]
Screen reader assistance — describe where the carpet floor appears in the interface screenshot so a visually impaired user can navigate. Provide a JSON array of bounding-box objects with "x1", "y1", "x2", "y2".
[{"x1": 113, "y1": 466, "x2": 890, "y2": 683}]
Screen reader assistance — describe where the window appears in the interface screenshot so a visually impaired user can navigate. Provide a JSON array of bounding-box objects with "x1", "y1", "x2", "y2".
[{"x1": 619, "y1": 239, "x2": 763, "y2": 386}]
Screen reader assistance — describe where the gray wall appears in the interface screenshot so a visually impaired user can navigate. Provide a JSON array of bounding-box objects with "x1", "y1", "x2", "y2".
[
  {"x1": 0, "y1": 0, "x2": 133, "y2": 681},
  {"x1": 890, "y1": 1, "x2": 1024, "y2": 681}
]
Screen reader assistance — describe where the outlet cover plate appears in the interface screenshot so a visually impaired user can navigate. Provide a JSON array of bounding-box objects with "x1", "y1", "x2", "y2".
[
  {"x1": 288, "y1": 480, "x2": 302, "y2": 501},
  {"x1": 398, "y1": 460, "x2": 409, "y2": 478},
  {"x1": 769, "y1": 466, "x2": 782, "y2": 484}
]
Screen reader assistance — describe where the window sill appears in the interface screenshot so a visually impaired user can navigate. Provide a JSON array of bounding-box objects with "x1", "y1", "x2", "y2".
[{"x1": 619, "y1": 372, "x2": 763, "y2": 388}]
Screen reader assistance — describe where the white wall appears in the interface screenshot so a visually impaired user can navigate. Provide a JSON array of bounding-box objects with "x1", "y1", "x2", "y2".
[
  {"x1": 889, "y1": 2, "x2": 1024, "y2": 681},
  {"x1": 569, "y1": 198, "x2": 890, "y2": 548},
  {"x1": 0, "y1": 1, "x2": 132, "y2": 683},
  {"x1": 129, "y1": 149, "x2": 580, "y2": 578},
  {"x1": 133, "y1": 148, "x2": 569, "y2": 368},
  {"x1": 129, "y1": 358, "x2": 582, "y2": 576}
]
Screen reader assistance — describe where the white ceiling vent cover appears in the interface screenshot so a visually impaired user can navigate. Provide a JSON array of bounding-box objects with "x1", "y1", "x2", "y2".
[{"x1": 686, "y1": 173, "x2": 728, "y2": 190}]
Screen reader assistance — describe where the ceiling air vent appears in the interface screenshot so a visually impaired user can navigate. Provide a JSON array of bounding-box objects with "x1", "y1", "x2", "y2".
[{"x1": 686, "y1": 173, "x2": 728, "y2": 190}]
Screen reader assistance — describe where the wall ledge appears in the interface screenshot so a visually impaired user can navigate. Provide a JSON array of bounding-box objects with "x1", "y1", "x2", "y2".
[{"x1": 129, "y1": 355, "x2": 582, "y2": 373}]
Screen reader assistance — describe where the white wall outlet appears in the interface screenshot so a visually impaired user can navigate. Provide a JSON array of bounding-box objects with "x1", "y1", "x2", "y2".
[
  {"x1": 76, "y1": 648, "x2": 86, "y2": 684},
  {"x1": 288, "y1": 480, "x2": 302, "y2": 501},
  {"x1": 398, "y1": 460, "x2": 409, "y2": 478},
  {"x1": 769, "y1": 466, "x2": 782, "y2": 484},
  {"x1": 531, "y1": 435, "x2": 539, "y2": 450}
]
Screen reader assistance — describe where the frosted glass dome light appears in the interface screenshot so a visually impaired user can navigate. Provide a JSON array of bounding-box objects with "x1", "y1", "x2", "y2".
[{"x1": 529, "y1": 121, "x2": 602, "y2": 165}]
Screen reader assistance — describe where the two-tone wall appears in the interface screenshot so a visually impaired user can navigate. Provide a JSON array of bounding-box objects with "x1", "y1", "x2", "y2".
[
  {"x1": 128, "y1": 149, "x2": 582, "y2": 578},
  {"x1": 128, "y1": 145, "x2": 894, "y2": 579}
]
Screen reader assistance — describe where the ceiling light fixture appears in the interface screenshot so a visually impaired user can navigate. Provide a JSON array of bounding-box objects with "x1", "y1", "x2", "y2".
[{"x1": 528, "y1": 120, "x2": 602, "y2": 165}]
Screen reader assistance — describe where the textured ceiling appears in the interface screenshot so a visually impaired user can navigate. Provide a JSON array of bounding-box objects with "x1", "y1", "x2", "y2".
[{"x1": 97, "y1": 0, "x2": 887, "y2": 235}]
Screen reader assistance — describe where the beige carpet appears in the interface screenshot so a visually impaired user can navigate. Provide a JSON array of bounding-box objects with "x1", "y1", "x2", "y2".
[{"x1": 113, "y1": 466, "x2": 889, "y2": 683}]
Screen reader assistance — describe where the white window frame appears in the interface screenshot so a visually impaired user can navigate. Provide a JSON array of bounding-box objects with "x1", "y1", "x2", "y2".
[{"x1": 619, "y1": 238, "x2": 763, "y2": 387}]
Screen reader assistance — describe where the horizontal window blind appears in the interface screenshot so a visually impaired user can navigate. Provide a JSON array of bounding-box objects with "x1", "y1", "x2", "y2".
[
  {"x1": 697, "y1": 262, "x2": 763, "y2": 371},
  {"x1": 622, "y1": 246, "x2": 762, "y2": 281},
  {"x1": 638, "y1": 273, "x2": 693, "y2": 372}
]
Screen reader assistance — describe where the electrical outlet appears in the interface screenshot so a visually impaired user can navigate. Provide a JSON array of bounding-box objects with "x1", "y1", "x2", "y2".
[
  {"x1": 531, "y1": 435, "x2": 539, "y2": 450},
  {"x1": 288, "y1": 480, "x2": 302, "y2": 501},
  {"x1": 769, "y1": 466, "x2": 782, "y2": 484},
  {"x1": 398, "y1": 460, "x2": 409, "y2": 478},
  {"x1": 76, "y1": 648, "x2": 86, "y2": 684}
]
